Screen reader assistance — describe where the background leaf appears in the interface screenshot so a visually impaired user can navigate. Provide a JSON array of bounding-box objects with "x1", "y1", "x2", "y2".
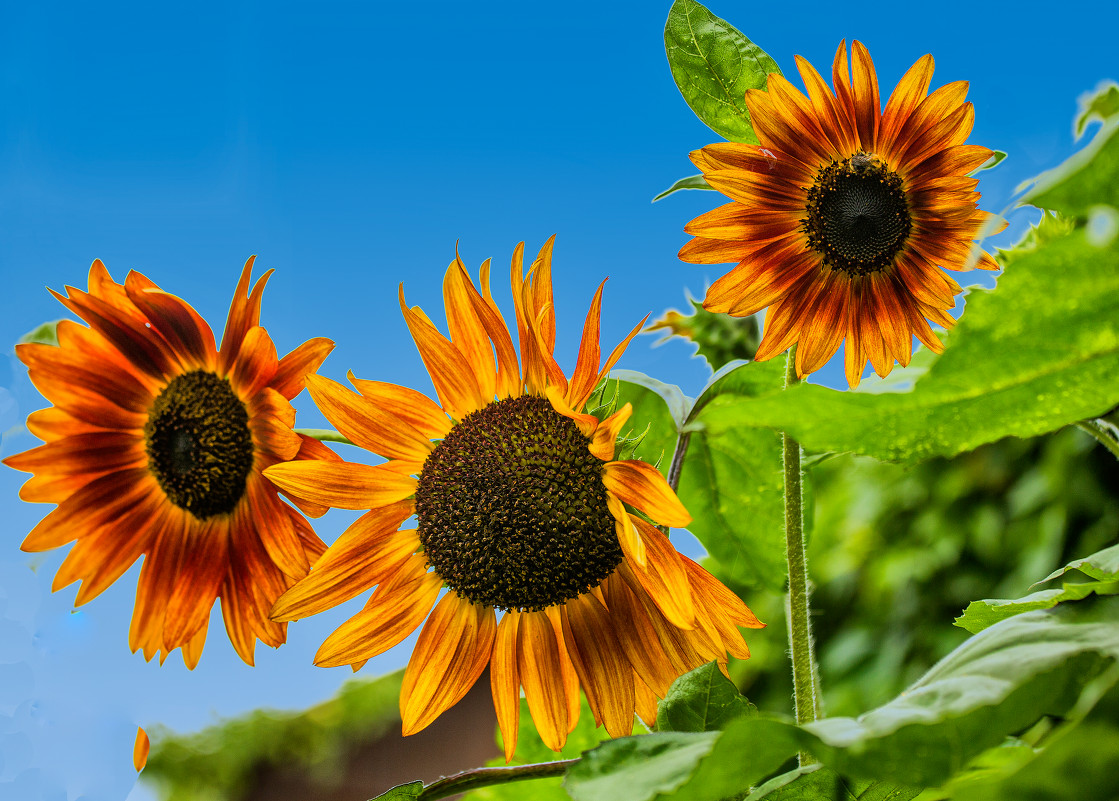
[
  {"x1": 656, "y1": 662, "x2": 757, "y2": 733},
  {"x1": 16, "y1": 319, "x2": 63, "y2": 346},
  {"x1": 663, "y1": 0, "x2": 779, "y2": 143},
  {"x1": 699, "y1": 219, "x2": 1119, "y2": 464},
  {"x1": 371, "y1": 781, "x2": 424, "y2": 801}
]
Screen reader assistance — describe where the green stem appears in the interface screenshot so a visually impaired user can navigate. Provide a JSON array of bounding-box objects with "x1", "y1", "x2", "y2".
[
  {"x1": 293, "y1": 427, "x2": 355, "y2": 446},
  {"x1": 782, "y1": 348, "x2": 820, "y2": 764},
  {"x1": 418, "y1": 759, "x2": 578, "y2": 801},
  {"x1": 1076, "y1": 418, "x2": 1119, "y2": 461}
]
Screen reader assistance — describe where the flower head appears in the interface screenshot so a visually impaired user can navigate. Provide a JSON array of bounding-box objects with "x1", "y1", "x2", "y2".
[
  {"x1": 265, "y1": 239, "x2": 762, "y2": 758},
  {"x1": 4, "y1": 258, "x2": 335, "y2": 666},
  {"x1": 680, "y1": 41, "x2": 1004, "y2": 387}
]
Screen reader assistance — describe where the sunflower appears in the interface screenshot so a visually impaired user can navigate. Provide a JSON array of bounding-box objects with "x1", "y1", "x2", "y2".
[
  {"x1": 4, "y1": 257, "x2": 335, "y2": 667},
  {"x1": 264, "y1": 239, "x2": 762, "y2": 758},
  {"x1": 679, "y1": 40, "x2": 1004, "y2": 387}
]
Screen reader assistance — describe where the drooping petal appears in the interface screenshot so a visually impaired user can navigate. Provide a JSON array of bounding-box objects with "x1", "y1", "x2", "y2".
[
  {"x1": 602, "y1": 460, "x2": 691, "y2": 527},
  {"x1": 400, "y1": 592, "x2": 496, "y2": 735}
]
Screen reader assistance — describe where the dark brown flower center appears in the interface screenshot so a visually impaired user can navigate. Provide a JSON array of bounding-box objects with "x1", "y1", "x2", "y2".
[
  {"x1": 803, "y1": 151, "x2": 912, "y2": 276},
  {"x1": 415, "y1": 395, "x2": 620, "y2": 612},
  {"x1": 144, "y1": 370, "x2": 254, "y2": 519}
]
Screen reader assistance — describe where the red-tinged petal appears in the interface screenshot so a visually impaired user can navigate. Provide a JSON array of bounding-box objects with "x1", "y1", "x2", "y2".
[
  {"x1": 277, "y1": 434, "x2": 344, "y2": 519},
  {"x1": 219, "y1": 257, "x2": 271, "y2": 373},
  {"x1": 264, "y1": 461, "x2": 416, "y2": 511},
  {"x1": 22, "y1": 468, "x2": 155, "y2": 552},
  {"x1": 307, "y1": 374, "x2": 432, "y2": 462},
  {"x1": 795, "y1": 54, "x2": 857, "y2": 155},
  {"x1": 125, "y1": 277, "x2": 217, "y2": 371},
  {"x1": 602, "y1": 460, "x2": 690, "y2": 527},
  {"x1": 247, "y1": 477, "x2": 309, "y2": 580},
  {"x1": 181, "y1": 618, "x2": 209, "y2": 670},
  {"x1": 228, "y1": 326, "x2": 278, "y2": 398},
  {"x1": 128, "y1": 504, "x2": 187, "y2": 660},
  {"x1": 491, "y1": 613, "x2": 521, "y2": 762},
  {"x1": 19, "y1": 340, "x2": 153, "y2": 413},
  {"x1": 400, "y1": 593, "x2": 496, "y2": 735},
  {"x1": 561, "y1": 593, "x2": 634, "y2": 738},
  {"x1": 472, "y1": 258, "x2": 521, "y2": 399},
  {"x1": 517, "y1": 609, "x2": 570, "y2": 751},
  {"x1": 399, "y1": 284, "x2": 486, "y2": 420},
  {"x1": 605, "y1": 572, "x2": 678, "y2": 697},
  {"x1": 850, "y1": 41, "x2": 880, "y2": 151},
  {"x1": 349, "y1": 374, "x2": 452, "y2": 440},
  {"x1": 546, "y1": 606, "x2": 582, "y2": 732},
  {"x1": 592, "y1": 314, "x2": 648, "y2": 393},
  {"x1": 24, "y1": 406, "x2": 106, "y2": 441},
  {"x1": 219, "y1": 576, "x2": 259, "y2": 666},
  {"x1": 162, "y1": 516, "x2": 228, "y2": 648},
  {"x1": 53, "y1": 319, "x2": 157, "y2": 389},
  {"x1": 315, "y1": 558, "x2": 441, "y2": 666},
  {"x1": 272, "y1": 337, "x2": 334, "y2": 399},
  {"x1": 590, "y1": 403, "x2": 631, "y2": 462}
]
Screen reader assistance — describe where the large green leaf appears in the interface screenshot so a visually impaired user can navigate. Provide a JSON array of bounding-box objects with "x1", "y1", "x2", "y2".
[
  {"x1": 1023, "y1": 83, "x2": 1119, "y2": 216},
  {"x1": 663, "y1": 0, "x2": 779, "y2": 143},
  {"x1": 610, "y1": 361, "x2": 790, "y2": 590},
  {"x1": 656, "y1": 662, "x2": 757, "y2": 733},
  {"x1": 698, "y1": 220, "x2": 1119, "y2": 464},
  {"x1": 563, "y1": 598, "x2": 1119, "y2": 800},
  {"x1": 957, "y1": 543, "x2": 1119, "y2": 633}
]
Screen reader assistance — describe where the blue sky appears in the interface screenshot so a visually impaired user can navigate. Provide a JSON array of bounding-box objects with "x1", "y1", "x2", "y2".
[{"x1": 1, "y1": 1, "x2": 1116, "y2": 799}]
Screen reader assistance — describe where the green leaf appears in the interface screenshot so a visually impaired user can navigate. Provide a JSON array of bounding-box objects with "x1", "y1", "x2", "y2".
[
  {"x1": 652, "y1": 174, "x2": 714, "y2": 202},
  {"x1": 664, "y1": 0, "x2": 780, "y2": 143},
  {"x1": 747, "y1": 766, "x2": 861, "y2": 800},
  {"x1": 1075, "y1": 80, "x2": 1119, "y2": 137},
  {"x1": 564, "y1": 732, "x2": 720, "y2": 801},
  {"x1": 1022, "y1": 118, "x2": 1119, "y2": 215},
  {"x1": 855, "y1": 780, "x2": 922, "y2": 801},
  {"x1": 1042, "y1": 541, "x2": 1119, "y2": 582},
  {"x1": 955, "y1": 581, "x2": 1119, "y2": 634},
  {"x1": 17, "y1": 319, "x2": 63, "y2": 346},
  {"x1": 698, "y1": 223, "x2": 1119, "y2": 464},
  {"x1": 800, "y1": 598, "x2": 1119, "y2": 785},
  {"x1": 293, "y1": 428, "x2": 355, "y2": 445},
  {"x1": 656, "y1": 662, "x2": 757, "y2": 733},
  {"x1": 681, "y1": 360, "x2": 790, "y2": 589},
  {"x1": 371, "y1": 781, "x2": 424, "y2": 800}
]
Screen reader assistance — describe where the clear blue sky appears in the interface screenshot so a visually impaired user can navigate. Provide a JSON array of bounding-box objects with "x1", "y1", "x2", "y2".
[{"x1": 1, "y1": 1, "x2": 1115, "y2": 798}]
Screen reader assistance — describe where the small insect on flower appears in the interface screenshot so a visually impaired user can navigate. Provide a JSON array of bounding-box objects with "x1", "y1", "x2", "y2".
[
  {"x1": 5, "y1": 258, "x2": 336, "y2": 666},
  {"x1": 265, "y1": 238, "x2": 763, "y2": 759},
  {"x1": 680, "y1": 40, "x2": 1005, "y2": 387}
]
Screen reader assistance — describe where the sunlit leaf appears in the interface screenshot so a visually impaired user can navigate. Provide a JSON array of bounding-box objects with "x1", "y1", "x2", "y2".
[
  {"x1": 371, "y1": 781, "x2": 424, "y2": 800},
  {"x1": 1042, "y1": 542, "x2": 1119, "y2": 582},
  {"x1": 656, "y1": 662, "x2": 757, "y2": 733},
  {"x1": 663, "y1": 0, "x2": 779, "y2": 143},
  {"x1": 955, "y1": 581, "x2": 1119, "y2": 633},
  {"x1": 652, "y1": 174, "x2": 714, "y2": 202},
  {"x1": 699, "y1": 223, "x2": 1119, "y2": 464}
]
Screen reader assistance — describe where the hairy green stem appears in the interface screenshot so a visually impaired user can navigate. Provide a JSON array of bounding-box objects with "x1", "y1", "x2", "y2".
[
  {"x1": 418, "y1": 759, "x2": 578, "y2": 801},
  {"x1": 783, "y1": 348, "x2": 820, "y2": 764},
  {"x1": 1076, "y1": 418, "x2": 1119, "y2": 461}
]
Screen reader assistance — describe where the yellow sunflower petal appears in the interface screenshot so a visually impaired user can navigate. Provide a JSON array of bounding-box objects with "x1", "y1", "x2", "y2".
[
  {"x1": 602, "y1": 460, "x2": 691, "y2": 527},
  {"x1": 264, "y1": 461, "x2": 416, "y2": 510}
]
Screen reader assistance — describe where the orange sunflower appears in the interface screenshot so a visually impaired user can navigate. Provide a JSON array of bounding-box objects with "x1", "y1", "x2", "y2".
[
  {"x1": 679, "y1": 40, "x2": 1004, "y2": 387},
  {"x1": 264, "y1": 238, "x2": 763, "y2": 758},
  {"x1": 4, "y1": 257, "x2": 336, "y2": 667}
]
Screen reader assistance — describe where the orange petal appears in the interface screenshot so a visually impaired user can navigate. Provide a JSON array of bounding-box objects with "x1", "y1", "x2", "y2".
[
  {"x1": 606, "y1": 491, "x2": 646, "y2": 568},
  {"x1": 565, "y1": 280, "x2": 605, "y2": 409},
  {"x1": 348, "y1": 374, "x2": 453, "y2": 440},
  {"x1": 125, "y1": 278, "x2": 217, "y2": 371},
  {"x1": 272, "y1": 337, "x2": 334, "y2": 399},
  {"x1": 561, "y1": 593, "x2": 635, "y2": 738},
  {"x1": 264, "y1": 461, "x2": 416, "y2": 511},
  {"x1": 491, "y1": 613, "x2": 522, "y2": 762},
  {"x1": 229, "y1": 326, "x2": 279, "y2": 398},
  {"x1": 399, "y1": 284, "x2": 486, "y2": 420},
  {"x1": 314, "y1": 558, "x2": 441, "y2": 666},
  {"x1": 271, "y1": 517, "x2": 418, "y2": 621},
  {"x1": 517, "y1": 609, "x2": 570, "y2": 751},
  {"x1": 218, "y1": 257, "x2": 271, "y2": 373},
  {"x1": 307, "y1": 374, "x2": 432, "y2": 462},
  {"x1": 444, "y1": 253, "x2": 497, "y2": 402},
  {"x1": 133, "y1": 727, "x2": 150, "y2": 772},
  {"x1": 22, "y1": 468, "x2": 155, "y2": 552},
  {"x1": 400, "y1": 593, "x2": 496, "y2": 735},
  {"x1": 627, "y1": 519, "x2": 696, "y2": 629},
  {"x1": 602, "y1": 460, "x2": 690, "y2": 527},
  {"x1": 545, "y1": 385, "x2": 598, "y2": 438},
  {"x1": 590, "y1": 403, "x2": 631, "y2": 462}
]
